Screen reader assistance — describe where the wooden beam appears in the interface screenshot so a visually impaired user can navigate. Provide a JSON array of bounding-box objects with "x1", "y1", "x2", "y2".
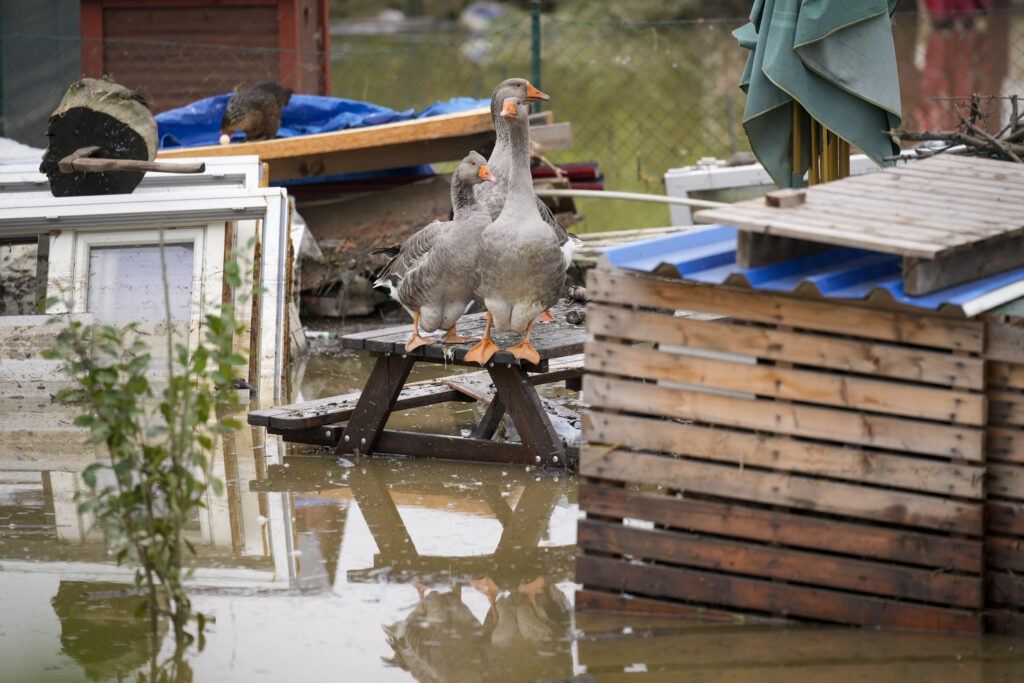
[
  {"x1": 904, "y1": 232, "x2": 1024, "y2": 296},
  {"x1": 736, "y1": 231, "x2": 830, "y2": 268}
]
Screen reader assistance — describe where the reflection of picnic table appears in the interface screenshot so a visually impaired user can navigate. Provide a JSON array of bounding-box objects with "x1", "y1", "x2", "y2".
[
  {"x1": 248, "y1": 301, "x2": 586, "y2": 468},
  {"x1": 250, "y1": 458, "x2": 574, "y2": 589}
]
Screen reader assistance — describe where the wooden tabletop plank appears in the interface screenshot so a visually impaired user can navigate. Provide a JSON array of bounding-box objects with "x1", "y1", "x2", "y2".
[{"x1": 343, "y1": 300, "x2": 587, "y2": 364}]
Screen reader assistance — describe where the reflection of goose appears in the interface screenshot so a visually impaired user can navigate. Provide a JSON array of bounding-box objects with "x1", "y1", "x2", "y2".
[
  {"x1": 383, "y1": 584, "x2": 486, "y2": 683},
  {"x1": 472, "y1": 575, "x2": 570, "y2": 645}
]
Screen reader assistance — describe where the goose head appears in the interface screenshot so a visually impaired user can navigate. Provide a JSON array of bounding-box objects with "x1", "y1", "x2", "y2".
[
  {"x1": 455, "y1": 150, "x2": 497, "y2": 185},
  {"x1": 490, "y1": 78, "x2": 549, "y2": 120},
  {"x1": 499, "y1": 96, "x2": 530, "y2": 128}
]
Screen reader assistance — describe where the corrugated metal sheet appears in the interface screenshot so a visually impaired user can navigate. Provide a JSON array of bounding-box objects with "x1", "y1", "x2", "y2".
[{"x1": 601, "y1": 225, "x2": 1024, "y2": 317}]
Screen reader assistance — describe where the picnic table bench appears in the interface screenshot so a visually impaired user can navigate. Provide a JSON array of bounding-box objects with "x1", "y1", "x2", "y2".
[{"x1": 248, "y1": 300, "x2": 587, "y2": 469}]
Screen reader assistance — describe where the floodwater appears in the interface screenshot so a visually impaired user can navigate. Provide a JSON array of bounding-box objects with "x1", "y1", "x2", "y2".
[{"x1": 5, "y1": 318, "x2": 1024, "y2": 682}]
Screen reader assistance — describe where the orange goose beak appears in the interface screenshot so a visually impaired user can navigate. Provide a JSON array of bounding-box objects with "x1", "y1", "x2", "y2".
[
  {"x1": 479, "y1": 164, "x2": 496, "y2": 182},
  {"x1": 526, "y1": 82, "x2": 550, "y2": 102},
  {"x1": 500, "y1": 100, "x2": 518, "y2": 119}
]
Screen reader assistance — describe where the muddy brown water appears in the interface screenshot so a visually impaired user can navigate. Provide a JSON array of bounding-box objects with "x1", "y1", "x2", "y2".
[{"x1": 3, "y1": 315, "x2": 1024, "y2": 681}]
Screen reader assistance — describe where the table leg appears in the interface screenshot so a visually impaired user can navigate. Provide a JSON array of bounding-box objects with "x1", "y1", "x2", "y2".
[
  {"x1": 488, "y1": 363, "x2": 566, "y2": 467},
  {"x1": 470, "y1": 394, "x2": 506, "y2": 440},
  {"x1": 336, "y1": 353, "x2": 416, "y2": 456}
]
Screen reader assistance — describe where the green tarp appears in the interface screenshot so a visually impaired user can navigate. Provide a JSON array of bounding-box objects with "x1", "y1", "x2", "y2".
[{"x1": 734, "y1": 0, "x2": 903, "y2": 187}]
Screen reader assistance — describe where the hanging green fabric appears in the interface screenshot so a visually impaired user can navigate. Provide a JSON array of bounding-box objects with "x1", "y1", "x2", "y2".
[{"x1": 734, "y1": 0, "x2": 903, "y2": 188}]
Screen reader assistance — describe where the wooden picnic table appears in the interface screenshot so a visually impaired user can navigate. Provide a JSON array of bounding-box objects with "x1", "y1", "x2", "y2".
[{"x1": 248, "y1": 300, "x2": 587, "y2": 469}]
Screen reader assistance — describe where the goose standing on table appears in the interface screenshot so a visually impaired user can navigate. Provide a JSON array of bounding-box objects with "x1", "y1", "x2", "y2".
[
  {"x1": 373, "y1": 151, "x2": 496, "y2": 352},
  {"x1": 477, "y1": 79, "x2": 580, "y2": 322},
  {"x1": 465, "y1": 97, "x2": 567, "y2": 367}
]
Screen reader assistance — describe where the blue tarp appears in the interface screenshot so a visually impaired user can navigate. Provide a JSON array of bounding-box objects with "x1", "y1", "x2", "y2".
[
  {"x1": 155, "y1": 93, "x2": 489, "y2": 186},
  {"x1": 155, "y1": 93, "x2": 489, "y2": 149}
]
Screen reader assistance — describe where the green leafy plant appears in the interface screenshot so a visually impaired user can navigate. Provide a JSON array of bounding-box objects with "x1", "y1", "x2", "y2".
[{"x1": 42, "y1": 235, "x2": 258, "y2": 647}]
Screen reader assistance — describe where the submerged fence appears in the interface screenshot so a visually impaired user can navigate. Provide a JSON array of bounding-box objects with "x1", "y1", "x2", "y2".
[{"x1": 3, "y1": 7, "x2": 1023, "y2": 231}]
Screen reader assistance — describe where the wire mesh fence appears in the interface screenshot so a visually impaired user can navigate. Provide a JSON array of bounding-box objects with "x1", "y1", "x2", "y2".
[{"x1": 3, "y1": 6, "x2": 1024, "y2": 232}]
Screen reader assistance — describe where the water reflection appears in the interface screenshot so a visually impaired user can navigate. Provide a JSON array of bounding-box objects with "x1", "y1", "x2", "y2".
[{"x1": 254, "y1": 454, "x2": 578, "y2": 681}]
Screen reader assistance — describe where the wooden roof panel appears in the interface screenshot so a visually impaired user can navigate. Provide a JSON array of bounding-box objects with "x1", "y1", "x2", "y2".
[{"x1": 694, "y1": 155, "x2": 1024, "y2": 260}]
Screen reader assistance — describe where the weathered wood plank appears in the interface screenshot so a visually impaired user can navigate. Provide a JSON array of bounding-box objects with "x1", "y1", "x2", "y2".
[
  {"x1": 579, "y1": 445, "x2": 982, "y2": 534},
  {"x1": 694, "y1": 204, "x2": 944, "y2": 257},
  {"x1": 986, "y1": 321, "x2": 1024, "y2": 364},
  {"x1": 584, "y1": 375, "x2": 985, "y2": 460},
  {"x1": 990, "y1": 391, "x2": 1024, "y2": 428},
  {"x1": 585, "y1": 340, "x2": 986, "y2": 425},
  {"x1": 587, "y1": 268, "x2": 984, "y2": 352},
  {"x1": 986, "y1": 535, "x2": 1024, "y2": 573},
  {"x1": 904, "y1": 233, "x2": 1024, "y2": 295},
  {"x1": 990, "y1": 464, "x2": 1024, "y2": 502},
  {"x1": 987, "y1": 500, "x2": 1024, "y2": 537},
  {"x1": 578, "y1": 519, "x2": 982, "y2": 608},
  {"x1": 736, "y1": 232, "x2": 830, "y2": 268},
  {"x1": 582, "y1": 412, "x2": 983, "y2": 498},
  {"x1": 586, "y1": 303, "x2": 984, "y2": 389},
  {"x1": 576, "y1": 554, "x2": 982, "y2": 632},
  {"x1": 989, "y1": 426, "x2": 1024, "y2": 464},
  {"x1": 988, "y1": 362, "x2": 1024, "y2": 391},
  {"x1": 578, "y1": 483, "x2": 982, "y2": 572},
  {"x1": 988, "y1": 572, "x2": 1024, "y2": 609}
]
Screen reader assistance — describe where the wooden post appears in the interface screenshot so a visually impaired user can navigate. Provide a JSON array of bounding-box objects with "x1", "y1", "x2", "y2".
[{"x1": 488, "y1": 363, "x2": 565, "y2": 466}]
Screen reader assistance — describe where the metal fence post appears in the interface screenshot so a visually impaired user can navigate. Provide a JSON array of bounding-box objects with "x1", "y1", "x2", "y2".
[{"x1": 531, "y1": 0, "x2": 541, "y2": 113}]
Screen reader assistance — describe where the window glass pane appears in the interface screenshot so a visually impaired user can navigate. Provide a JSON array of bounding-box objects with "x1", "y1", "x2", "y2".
[{"x1": 87, "y1": 244, "x2": 194, "y2": 325}]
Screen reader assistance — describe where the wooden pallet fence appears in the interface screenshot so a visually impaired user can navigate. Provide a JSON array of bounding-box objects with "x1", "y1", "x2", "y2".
[
  {"x1": 576, "y1": 265, "x2": 987, "y2": 632},
  {"x1": 984, "y1": 318, "x2": 1024, "y2": 634}
]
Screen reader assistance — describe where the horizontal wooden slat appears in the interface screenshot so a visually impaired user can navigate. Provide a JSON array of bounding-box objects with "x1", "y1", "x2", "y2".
[
  {"x1": 988, "y1": 572, "x2": 1024, "y2": 609},
  {"x1": 584, "y1": 375, "x2": 984, "y2": 461},
  {"x1": 579, "y1": 446, "x2": 982, "y2": 535},
  {"x1": 986, "y1": 500, "x2": 1024, "y2": 537},
  {"x1": 579, "y1": 519, "x2": 981, "y2": 608},
  {"x1": 990, "y1": 391, "x2": 1024, "y2": 428},
  {"x1": 582, "y1": 412, "x2": 982, "y2": 498},
  {"x1": 988, "y1": 361, "x2": 1024, "y2": 391},
  {"x1": 587, "y1": 268, "x2": 984, "y2": 352},
  {"x1": 585, "y1": 340, "x2": 986, "y2": 425},
  {"x1": 986, "y1": 321, "x2": 1024, "y2": 364},
  {"x1": 989, "y1": 426, "x2": 1024, "y2": 464},
  {"x1": 576, "y1": 555, "x2": 981, "y2": 633},
  {"x1": 586, "y1": 303, "x2": 985, "y2": 389},
  {"x1": 986, "y1": 535, "x2": 1024, "y2": 573},
  {"x1": 578, "y1": 483, "x2": 982, "y2": 572},
  {"x1": 989, "y1": 464, "x2": 1024, "y2": 502}
]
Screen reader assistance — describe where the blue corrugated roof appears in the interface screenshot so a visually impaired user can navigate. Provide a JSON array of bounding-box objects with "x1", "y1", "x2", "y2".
[{"x1": 602, "y1": 225, "x2": 1024, "y2": 316}]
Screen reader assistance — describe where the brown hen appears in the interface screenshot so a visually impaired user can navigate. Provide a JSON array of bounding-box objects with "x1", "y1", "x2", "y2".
[{"x1": 220, "y1": 81, "x2": 293, "y2": 141}]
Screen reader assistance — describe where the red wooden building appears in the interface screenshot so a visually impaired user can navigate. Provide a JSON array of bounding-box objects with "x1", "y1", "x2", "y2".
[{"x1": 80, "y1": 0, "x2": 330, "y2": 112}]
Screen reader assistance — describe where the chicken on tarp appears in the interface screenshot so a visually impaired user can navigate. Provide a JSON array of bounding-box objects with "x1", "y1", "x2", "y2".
[{"x1": 733, "y1": 0, "x2": 903, "y2": 188}]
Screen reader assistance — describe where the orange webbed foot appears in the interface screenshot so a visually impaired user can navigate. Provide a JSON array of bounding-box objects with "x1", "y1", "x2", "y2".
[
  {"x1": 537, "y1": 309, "x2": 556, "y2": 323},
  {"x1": 465, "y1": 337, "x2": 500, "y2": 366},
  {"x1": 443, "y1": 325, "x2": 479, "y2": 345},
  {"x1": 464, "y1": 312, "x2": 499, "y2": 365},
  {"x1": 506, "y1": 338, "x2": 540, "y2": 365},
  {"x1": 405, "y1": 312, "x2": 435, "y2": 352}
]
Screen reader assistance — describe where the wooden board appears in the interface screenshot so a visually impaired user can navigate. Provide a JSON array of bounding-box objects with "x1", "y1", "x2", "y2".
[
  {"x1": 587, "y1": 303, "x2": 985, "y2": 389},
  {"x1": 579, "y1": 445, "x2": 981, "y2": 534},
  {"x1": 578, "y1": 483, "x2": 982, "y2": 572},
  {"x1": 584, "y1": 375, "x2": 984, "y2": 460},
  {"x1": 577, "y1": 265, "x2": 991, "y2": 630},
  {"x1": 585, "y1": 339, "x2": 986, "y2": 424},
  {"x1": 693, "y1": 155, "x2": 1024, "y2": 263},
  {"x1": 587, "y1": 267, "x2": 984, "y2": 352},
  {"x1": 577, "y1": 554, "x2": 981, "y2": 633},
  {"x1": 158, "y1": 107, "x2": 570, "y2": 184}
]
